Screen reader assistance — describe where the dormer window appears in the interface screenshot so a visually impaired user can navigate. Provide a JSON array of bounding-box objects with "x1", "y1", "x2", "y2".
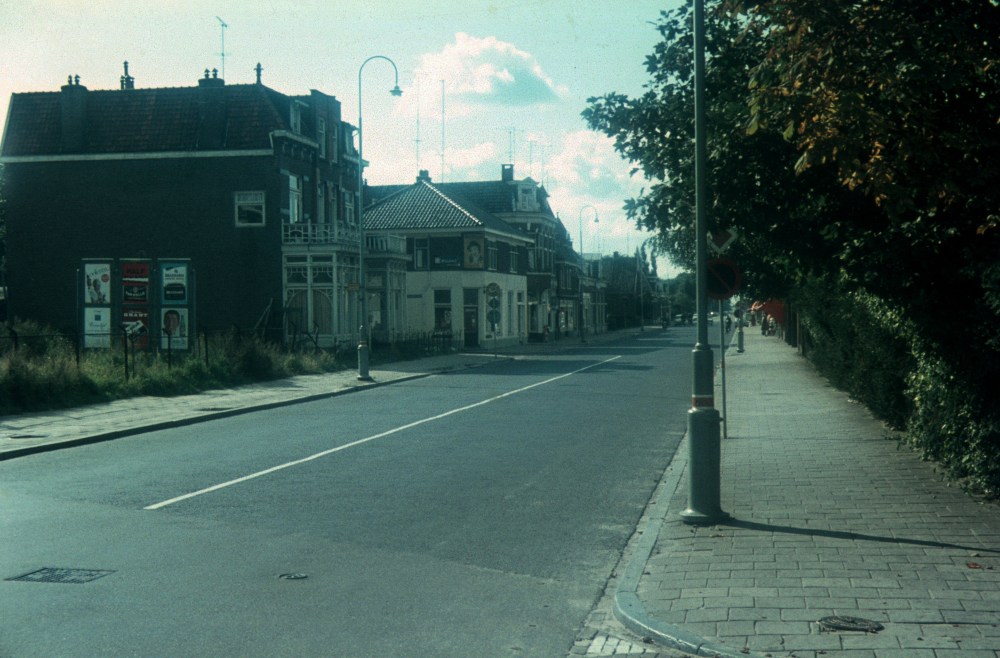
[
  {"x1": 518, "y1": 185, "x2": 537, "y2": 212},
  {"x1": 290, "y1": 103, "x2": 302, "y2": 134}
]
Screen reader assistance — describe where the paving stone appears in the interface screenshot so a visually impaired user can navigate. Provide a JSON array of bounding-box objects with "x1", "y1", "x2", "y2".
[{"x1": 625, "y1": 332, "x2": 1000, "y2": 658}]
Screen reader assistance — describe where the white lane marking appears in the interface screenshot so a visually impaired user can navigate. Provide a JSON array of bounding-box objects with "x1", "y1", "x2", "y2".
[{"x1": 145, "y1": 355, "x2": 622, "y2": 510}]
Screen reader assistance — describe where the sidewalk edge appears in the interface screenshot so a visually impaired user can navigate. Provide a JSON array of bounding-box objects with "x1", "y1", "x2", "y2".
[
  {"x1": 0, "y1": 372, "x2": 435, "y2": 461},
  {"x1": 612, "y1": 433, "x2": 768, "y2": 658}
]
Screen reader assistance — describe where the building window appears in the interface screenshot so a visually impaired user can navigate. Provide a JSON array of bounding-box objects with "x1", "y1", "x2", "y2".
[
  {"x1": 434, "y1": 289, "x2": 452, "y2": 331},
  {"x1": 235, "y1": 191, "x2": 265, "y2": 226},
  {"x1": 326, "y1": 183, "x2": 337, "y2": 223},
  {"x1": 510, "y1": 248, "x2": 518, "y2": 273},
  {"x1": 290, "y1": 102, "x2": 302, "y2": 134},
  {"x1": 317, "y1": 185, "x2": 325, "y2": 224},
  {"x1": 487, "y1": 240, "x2": 498, "y2": 271},
  {"x1": 317, "y1": 117, "x2": 327, "y2": 159},
  {"x1": 344, "y1": 189, "x2": 355, "y2": 225},
  {"x1": 518, "y1": 185, "x2": 536, "y2": 212},
  {"x1": 289, "y1": 175, "x2": 303, "y2": 223},
  {"x1": 414, "y1": 238, "x2": 429, "y2": 270},
  {"x1": 330, "y1": 122, "x2": 339, "y2": 163}
]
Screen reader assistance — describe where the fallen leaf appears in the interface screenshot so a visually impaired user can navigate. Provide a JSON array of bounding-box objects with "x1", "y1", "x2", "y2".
[{"x1": 968, "y1": 563, "x2": 982, "y2": 569}]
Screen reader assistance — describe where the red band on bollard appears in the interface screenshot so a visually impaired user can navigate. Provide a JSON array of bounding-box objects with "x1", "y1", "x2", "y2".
[{"x1": 692, "y1": 396, "x2": 715, "y2": 407}]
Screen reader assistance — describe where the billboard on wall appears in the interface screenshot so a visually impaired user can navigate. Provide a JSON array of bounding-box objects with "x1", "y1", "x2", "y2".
[
  {"x1": 464, "y1": 237, "x2": 485, "y2": 269},
  {"x1": 83, "y1": 307, "x2": 112, "y2": 348},
  {"x1": 122, "y1": 307, "x2": 150, "y2": 349},
  {"x1": 160, "y1": 263, "x2": 189, "y2": 304},
  {"x1": 84, "y1": 263, "x2": 111, "y2": 304},
  {"x1": 160, "y1": 308, "x2": 189, "y2": 350},
  {"x1": 122, "y1": 261, "x2": 150, "y2": 305}
]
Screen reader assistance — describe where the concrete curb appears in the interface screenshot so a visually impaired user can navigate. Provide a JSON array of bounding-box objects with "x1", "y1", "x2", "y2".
[
  {"x1": 0, "y1": 356, "x2": 512, "y2": 462},
  {"x1": 613, "y1": 435, "x2": 768, "y2": 658}
]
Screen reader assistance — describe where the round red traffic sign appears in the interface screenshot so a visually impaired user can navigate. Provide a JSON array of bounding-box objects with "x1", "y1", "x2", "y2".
[{"x1": 706, "y1": 258, "x2": 741, "y2": 300}]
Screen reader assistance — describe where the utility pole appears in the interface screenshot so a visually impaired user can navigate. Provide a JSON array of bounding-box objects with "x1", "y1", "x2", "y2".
[{"x1": 681, "y1": 0, "x2": 727, "y2": 524}]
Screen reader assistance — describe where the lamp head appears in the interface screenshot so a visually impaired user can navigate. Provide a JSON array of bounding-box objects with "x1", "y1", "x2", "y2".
[{"x1": 390, "y1": 85, "x2": 403, "y2": 97}]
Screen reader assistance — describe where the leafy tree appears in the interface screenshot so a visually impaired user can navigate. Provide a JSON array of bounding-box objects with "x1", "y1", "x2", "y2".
[
  {"x1": 583, "y1": 3, "x2": 877, "y2": 301},
  {"x1": 745, "y1": 0, "x2": 1000, "y2": 225},
  {"x1": 585, "y1": 1, "x2": 1000, "y2": 496}
]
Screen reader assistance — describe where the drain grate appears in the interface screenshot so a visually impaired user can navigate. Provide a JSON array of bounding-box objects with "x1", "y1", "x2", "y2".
[
  {"x1": 6, "y1": 435, "x2": 46, "y2": 440},
  {"x1": 6, "y1": 568, "x2": 115, "y2": 584},
  {"x1": 818, "y1": 616, "x2": 885, "y2": 633}
]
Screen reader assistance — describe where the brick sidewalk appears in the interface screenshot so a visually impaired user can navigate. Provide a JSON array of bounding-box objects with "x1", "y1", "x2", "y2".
[{"x1": 624, "y1": 330, "x2": 1000, "y2": 658}]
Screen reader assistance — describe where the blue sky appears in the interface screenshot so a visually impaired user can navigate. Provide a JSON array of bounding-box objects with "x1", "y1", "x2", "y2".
[{"x1": 1, "y1": 0, "x2": 685, "y2": 275}]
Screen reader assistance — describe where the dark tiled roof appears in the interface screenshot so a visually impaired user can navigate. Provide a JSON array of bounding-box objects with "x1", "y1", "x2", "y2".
[
  {"x1": 369, "y1": 178, "x2": 553, "y2": 217},
  {"x1": 364, "y1": 181, "x2": 529, "y2": 241},
  {"x1": 2, "y1": 83, "x2": 286, "y2": 156}
]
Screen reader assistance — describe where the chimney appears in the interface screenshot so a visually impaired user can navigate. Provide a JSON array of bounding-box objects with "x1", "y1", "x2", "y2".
[
  {"x1": 501, "y1": 164, "x2": 514, "y2": 182},
  {"x1": 416, "y1": 170, "x2": 431, "y2": 182},
  {"x1": 196, "y1": 70, "x2": 227, "y2": 150},
  {"x1": 60, "y1": 75, "x2": 88, "y2": 153},
  {"x1": 120, "y1": 61, "x2": 135, "y2": 90},
  {"x1": 197, "y1": 68, "x2": 225, "y2": 88}
]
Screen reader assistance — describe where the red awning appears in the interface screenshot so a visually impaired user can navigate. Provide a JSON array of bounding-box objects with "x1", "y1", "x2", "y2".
[{"x1": 750, "y1": 300, "x2": 785, "y2": 326}]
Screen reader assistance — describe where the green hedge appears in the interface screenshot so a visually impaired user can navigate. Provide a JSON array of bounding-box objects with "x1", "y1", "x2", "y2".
[{"x1": 792, "y1": 276, "x2": 1000, "y2": 500}]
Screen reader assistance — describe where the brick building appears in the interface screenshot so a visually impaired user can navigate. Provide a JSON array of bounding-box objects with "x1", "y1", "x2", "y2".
[{"x1": 0, "y1": 65, "x2": 405, "y2": 348}]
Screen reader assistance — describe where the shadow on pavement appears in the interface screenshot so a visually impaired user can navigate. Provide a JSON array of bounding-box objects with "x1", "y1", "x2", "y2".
[{"x1": 719, "y1": 518, "x2": 1000, "y2": 554}]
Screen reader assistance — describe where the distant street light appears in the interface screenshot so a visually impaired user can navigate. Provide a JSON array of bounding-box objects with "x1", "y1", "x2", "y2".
[
  {"x1": 579, "y1": 205, "x2": 597, "y2": 343},
  {"x1": 357, "y1": 56, "x2": 402, "y2": 381}
]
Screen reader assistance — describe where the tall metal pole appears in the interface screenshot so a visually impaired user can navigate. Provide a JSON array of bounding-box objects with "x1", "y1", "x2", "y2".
[
  {"x1": 580, "y1": 205, "x2": 597, "y2": 343},
  {"x1": 681, "y1": 0, "x2": 728, "y2": 524},
  {"x1": 357, "y1": 56, "x2": 402, "y2": 381}
]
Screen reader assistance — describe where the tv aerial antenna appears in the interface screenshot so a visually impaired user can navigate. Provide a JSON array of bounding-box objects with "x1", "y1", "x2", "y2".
[{"x1": 216, "y1": 17, "x2": 229, "y2": 81}]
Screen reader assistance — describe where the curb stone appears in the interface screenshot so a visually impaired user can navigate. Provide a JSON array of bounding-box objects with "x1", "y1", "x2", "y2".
[
  {"x1": 612, "y1": 434, "x2": 770, "y2": 658},
  {"x1": 0, "y1": 357, "x2": 512, "y2": 462}
]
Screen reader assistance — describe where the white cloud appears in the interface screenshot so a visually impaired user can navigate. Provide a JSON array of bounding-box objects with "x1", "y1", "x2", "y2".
[
  {"x1": 546, "y1": 130, "x2": 633, "y2": 198},
  {"x1": 398, "y1": 33, "x2": 568, "y2": 119}
]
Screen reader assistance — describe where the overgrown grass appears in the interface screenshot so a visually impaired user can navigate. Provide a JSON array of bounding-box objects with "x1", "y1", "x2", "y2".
[{"x1": 1, "y1": 318, "x2": 458, "y2": 417}]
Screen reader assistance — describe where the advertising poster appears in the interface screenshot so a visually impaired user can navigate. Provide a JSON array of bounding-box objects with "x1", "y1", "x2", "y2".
[
  {"x1": 83, "y1": 263, "x2": 111, "y2": 304},
  {"x1": 463, "y1": 237, "x2": 484, "y2": 269},
  {"x1": 160, "y1": 308, "x2": 189, "y2": 350},
  {"x1": 83, "y1": 307, "x2": 111, "y2": 348},
  {"x1": 122, "y1": 307, "x2": 150, "y2": 349},
  {"x1": 122, "y1": 261, "x2": 150, "y2": 305},
  {"x1": 161, "y1": 263, "x2": 189, "y2": 304}
]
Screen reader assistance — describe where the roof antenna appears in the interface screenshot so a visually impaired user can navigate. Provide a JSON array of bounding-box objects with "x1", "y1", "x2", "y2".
[{"x1": 216, "y1": 17, "x2": 229, "y2": 81}]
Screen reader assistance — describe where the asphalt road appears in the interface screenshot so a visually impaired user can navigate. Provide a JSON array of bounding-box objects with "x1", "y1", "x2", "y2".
[{"x1": 1, "y1": 328, "x2": 695, "y2": 657}]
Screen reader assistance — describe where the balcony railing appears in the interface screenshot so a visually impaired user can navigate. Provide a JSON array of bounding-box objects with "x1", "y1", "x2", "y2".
[
  {"x1": 366, "y1": 234, "x2": 407, "y2": 255},
  {"x1": 282, "y1": 222, "x2": 360, "y2": 246}
]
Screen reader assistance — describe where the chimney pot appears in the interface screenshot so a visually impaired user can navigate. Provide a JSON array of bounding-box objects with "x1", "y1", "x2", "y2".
[{"x1": 417, "y1": 170, "x2": 431, "y2": 182}]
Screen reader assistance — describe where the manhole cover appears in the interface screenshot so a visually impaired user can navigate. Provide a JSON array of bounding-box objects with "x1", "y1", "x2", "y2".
[
  {"x1": 818, "y1": 616, "x2": 885, "y2": 633},
  {"x1": 6, "y1": 568, "x2": 115, "y2": 584},
  {"x1": 278, "y1": 573, "x2": 308, "y2": 580}
]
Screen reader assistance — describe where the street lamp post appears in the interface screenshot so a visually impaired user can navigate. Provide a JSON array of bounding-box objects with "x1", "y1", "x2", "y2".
[
  {"x1": 681, "y1": 0, "x2": 728, "y2": 524},
  {"x1": 579, "y1": 204, "x2": 597, "y2": 343},
  {"x1": 356, "y1": 56, "x2": 402, "y2": 381}
]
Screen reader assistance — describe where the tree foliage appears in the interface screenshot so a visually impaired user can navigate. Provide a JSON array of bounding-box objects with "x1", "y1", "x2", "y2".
[{"x1": 584, "y1": 1, "x2": 1000, "y2": 497}]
